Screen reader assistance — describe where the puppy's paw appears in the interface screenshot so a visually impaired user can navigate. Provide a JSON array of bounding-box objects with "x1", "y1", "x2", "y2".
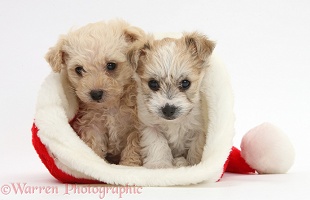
[
  {"x1": 187, "y1": 155, "x2": 202, "y2": 166},
  {"x1": 82, "y1": 139, "x2": 106, "y2": 159},
  {"x1": 143, "y1": 161, "x2": 173, "y2": 169},
  {"x1": 119, "y1": 158, "x2": 142, "y2": 167},
  {"x1": 77, "y1": 130, "x2": 107, "y2": 159},
  {"x1": 173, "y1": 157, "x2": 189, "y2": 167}
]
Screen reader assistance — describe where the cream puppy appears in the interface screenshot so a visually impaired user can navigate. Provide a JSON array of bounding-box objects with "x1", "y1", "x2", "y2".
[
  {"x1": 128, "y1": 32, "x2": 215, "y2": 168},
  {"x1": 45, "y1": 20, "x2": 145, "y2": 166}
]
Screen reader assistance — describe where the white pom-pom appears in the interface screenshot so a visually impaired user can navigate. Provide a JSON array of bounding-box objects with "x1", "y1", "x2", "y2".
[{"x1": 241, "y1": 123, "x2": 295, "y2": 174}]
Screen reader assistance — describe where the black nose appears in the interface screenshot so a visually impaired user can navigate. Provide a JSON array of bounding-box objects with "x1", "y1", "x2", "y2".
[
  {"x1": 162, "y1": 104, "x2": 176, "y2": 118},
  {"x1": 90, "y1": 90, "x2": 104, "y2": 101}
]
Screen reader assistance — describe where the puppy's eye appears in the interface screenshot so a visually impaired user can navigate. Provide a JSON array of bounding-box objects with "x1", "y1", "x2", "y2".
[
  {"x1": 106, "y1": 62, "x2": 117, "y2": 71},
  {"x1": 75, "y1": 66, "x2": 86, "y2": 76},
  {"x1": 180, "y1": 80, "x2": 191, "y2": 90},
  {"x1": 148, "y1": 80, "x2": 160, "y2": 91}
]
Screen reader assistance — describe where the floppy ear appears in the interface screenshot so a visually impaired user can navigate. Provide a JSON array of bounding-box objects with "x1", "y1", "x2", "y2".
[
  {"x1": 127, "y1": 47, "x2": 140, "y2": 71},
  {"x1": 127, "y1": 41, "x2": 151, "y2": 72},
  {"x1": 124, "y1": 26, "x2": 145, "y2": 43},
  {"x1": 184, "y1": 32, "x2": 215, "y2": 61},
  {"x1": 45, "y1": 36, "x2": 66, "y2": 73}
]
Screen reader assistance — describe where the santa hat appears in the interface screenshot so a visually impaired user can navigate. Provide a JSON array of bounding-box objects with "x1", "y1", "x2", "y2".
[{"x1": 31, "y1": 54, "x2": 295, "y2": 186}]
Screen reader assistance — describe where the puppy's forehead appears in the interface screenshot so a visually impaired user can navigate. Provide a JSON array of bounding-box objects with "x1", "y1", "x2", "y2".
[
  {"x1": 65, "y1": 24, "x2": 128, "y2": 63},
  {"x1": 144, "y1": 39, "x2": 193, "y2": 80},
  {"x1": 153, "y1": 39, "x2": 177, "y2": 56}
]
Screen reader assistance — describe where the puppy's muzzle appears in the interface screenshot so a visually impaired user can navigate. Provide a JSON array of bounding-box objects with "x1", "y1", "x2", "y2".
[
  {"x1": 90, "y1": 90, "x2": 104, "y2": 101},
  {"x1": 161, "y1": 104, "x2": 177, "y2": 120}
]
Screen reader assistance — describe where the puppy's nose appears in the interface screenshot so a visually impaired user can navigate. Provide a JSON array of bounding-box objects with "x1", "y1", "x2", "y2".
[
  {"x1": 162, "y1": 104, "x2": 176, "y2": 118},
  {"x1": 90, "y1": 90, "x2": 104, "y2": 101}
]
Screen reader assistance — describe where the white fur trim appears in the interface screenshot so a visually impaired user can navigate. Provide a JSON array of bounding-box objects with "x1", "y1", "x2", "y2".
[{"x1": 34, "y1": 54, "x2": 235, "y2": 186}]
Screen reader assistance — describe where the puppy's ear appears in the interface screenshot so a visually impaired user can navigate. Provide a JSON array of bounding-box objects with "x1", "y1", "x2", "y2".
[
  {"x1": 45, "y1": 36, "x2": 67, "y2": 73},
  {"x1": 184, "y1": 32, "x2": 215, "y2": 61},
  {"x1": 127, "y1": 42, "x2": 151, "y2": 72},
  {"x1": 124, "y1": 26, "x2": 145, "y2": 43}
]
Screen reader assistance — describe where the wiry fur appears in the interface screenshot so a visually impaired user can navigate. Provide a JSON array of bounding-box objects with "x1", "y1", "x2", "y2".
[
  {"x1": 129, "y1": 32, "x2": 215, "y2": 168},
  {"x1": 45, "y1": 20, "x2": 145, "y2": 166}
]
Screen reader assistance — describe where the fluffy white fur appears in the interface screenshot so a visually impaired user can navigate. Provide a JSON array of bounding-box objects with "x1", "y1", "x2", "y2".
[
  {"x1": 241, "y1": 123, "x2": 295, "y2": 174},
  {"x1": 35, "y1": 33, "x2": 235, "y2": 186}
]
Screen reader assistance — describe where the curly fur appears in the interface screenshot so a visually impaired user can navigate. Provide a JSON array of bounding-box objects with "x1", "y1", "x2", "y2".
[
  {"x1": 128, "y1": 32, "x2": 215, "y2": 168},
  {"x1": 45, "y1": 19, "x2": 145, "y2": 166}
]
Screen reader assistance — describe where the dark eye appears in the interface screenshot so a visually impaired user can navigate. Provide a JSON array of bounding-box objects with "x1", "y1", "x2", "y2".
[
  {"x1": 148, "y1": 80, "x2": 160, "y2": 91},
  {"x1": 180, "y1": 80, "x2": 191, "y2": 90},
  {"x1": 75, "y1": 66, "x2": 86, "y2": 76},
  {"x1": 106, "y1": 62, "x2": 117, "y2": 71}
]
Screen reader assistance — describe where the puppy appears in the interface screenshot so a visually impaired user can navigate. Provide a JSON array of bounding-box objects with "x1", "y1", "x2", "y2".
[
  {"x1": 128, "y1": 32, "x2": 215, "y2": 168},
  {"x1": 45, "y1": 20, "x2": 145, "y2": 166}
]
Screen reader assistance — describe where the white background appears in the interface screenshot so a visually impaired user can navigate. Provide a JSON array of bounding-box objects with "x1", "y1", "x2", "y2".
[{"x1": 0, "y1": 0, "x2": 309, "y2": 199}]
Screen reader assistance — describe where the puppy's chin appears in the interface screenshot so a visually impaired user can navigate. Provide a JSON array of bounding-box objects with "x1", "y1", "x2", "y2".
[
  {"x1": 160, "y1": 116, "x2": 181, "y2": 122},
  {"x1": 161, "y1": 116, "x2": 177, "y2": 121}
]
